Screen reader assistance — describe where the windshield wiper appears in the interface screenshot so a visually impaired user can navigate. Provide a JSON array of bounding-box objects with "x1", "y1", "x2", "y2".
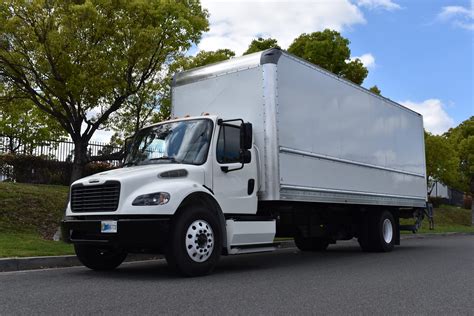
[
  {"x1": 122, "y1": 161, "x2": 136, "y2": 167},
  {"x1": 147, "y1": 157, "x2": 181, "y2": 164}
]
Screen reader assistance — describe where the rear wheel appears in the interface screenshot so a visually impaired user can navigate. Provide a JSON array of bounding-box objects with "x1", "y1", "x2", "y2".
[
  {"x1": 294, "y1": 235, "x2": 329, "y2": 252},
  {"x1": 74, "y1": 244, "x2": 127, "y2": 270},
  {"x1": 165, "y1": 205, "x2": 221, "y2": 277},
  {"x1": 358, "y1": 210, "x2": 395, "y2": 252}
]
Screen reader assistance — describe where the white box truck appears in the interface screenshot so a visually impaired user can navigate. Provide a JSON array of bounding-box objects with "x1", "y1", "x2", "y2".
[{"x1": 62, "y1": 49, "x2": 428, "y2": 276}]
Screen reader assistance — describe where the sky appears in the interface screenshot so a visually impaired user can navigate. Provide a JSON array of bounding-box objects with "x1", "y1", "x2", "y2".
[{"x1": 92, "y1": 0, "x2": 473, "y2": 141}]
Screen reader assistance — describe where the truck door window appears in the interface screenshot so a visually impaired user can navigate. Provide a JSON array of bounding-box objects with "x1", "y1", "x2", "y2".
[{"x1": 217, "y1": 125, "x2": 240, "y2": 163}]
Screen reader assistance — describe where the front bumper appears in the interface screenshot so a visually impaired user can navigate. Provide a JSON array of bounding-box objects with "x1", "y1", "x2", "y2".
[{"x1": 61, "y1": 217, "x2": 170, "y2": 251}]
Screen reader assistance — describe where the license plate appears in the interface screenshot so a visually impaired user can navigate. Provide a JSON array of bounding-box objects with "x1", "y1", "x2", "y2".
[{"x1": 101, "y1": 220, "x2": 117, "y2": 233}]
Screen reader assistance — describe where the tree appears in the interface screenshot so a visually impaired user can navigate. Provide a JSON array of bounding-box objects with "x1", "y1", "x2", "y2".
[
  {"x1": 0, "y1": 85, "x2": 66, "y2": 153},
  {"x1": 369, "y1": 85, "x2": 381, "y2": 95},
  {"x1": 445, "y1": 116, "x2": 474, "y2": 193},
  {"x1": 243, "y1": 37, "x2": 280, "y2": 55},
  {"x1": 0, "y1": 0, "x2": 208, "y2": 182},
  {"x1": 287, "y1": 29, "x2": 368, "y2": 85},
  {"x1": 424, "y1": 131, "x2": 459, "y2": 193},
  {"x1": 108, "y1": 82, "x2": 165, "y2": 145}
]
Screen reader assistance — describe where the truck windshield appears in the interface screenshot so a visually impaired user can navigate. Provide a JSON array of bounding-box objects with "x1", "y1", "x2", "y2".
[{"x1": 124, "y1": 119, "x2": 213, "y2": 166}]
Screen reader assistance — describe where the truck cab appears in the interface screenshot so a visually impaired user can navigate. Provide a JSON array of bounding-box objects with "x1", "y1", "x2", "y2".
[{"x1": 62, "y1": 115, "x2": 274, "y2": 276}]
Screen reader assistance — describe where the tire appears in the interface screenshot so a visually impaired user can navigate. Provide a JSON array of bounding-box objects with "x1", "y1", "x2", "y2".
[
  {"x1": 294, "y1": 235, "x2": 329, "y2": 252},
  {"x1": 165, "y1": 205, "x2": 221, "y2": 277},
  {"x1": 358, "y1": 210, "x2": 395, "y2": 252},
  {"x1": 74, "y1": 244, "x2": 127, "y2": 271}
]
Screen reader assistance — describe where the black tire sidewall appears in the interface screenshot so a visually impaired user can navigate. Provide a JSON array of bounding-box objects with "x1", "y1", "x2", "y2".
[
  {"x1": 166, "y1": 205, "x2": 221, "y2": 277},
  {"x1": 74, "y1": 244, "x2": 127, "y2": 270}
]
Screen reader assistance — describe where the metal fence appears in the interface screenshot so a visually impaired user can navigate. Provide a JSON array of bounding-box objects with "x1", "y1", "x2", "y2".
[
  {"x1": 0, "y1": 135, "x2": 121, "y2": 183},
  {"x1": 0, "y1": 135, "x2": 121, "y2": 162}
]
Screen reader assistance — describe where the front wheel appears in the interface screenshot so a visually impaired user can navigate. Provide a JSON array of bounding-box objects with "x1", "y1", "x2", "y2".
[
  {"x1": 165, "y1": 205, "x2": 221, "y2": 277},
  {"x1": 74, "y1": 244, "x2": 127, "y2": 270}
]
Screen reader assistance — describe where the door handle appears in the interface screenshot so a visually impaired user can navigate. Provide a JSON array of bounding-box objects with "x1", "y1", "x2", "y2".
[{"x1": 248, "y1": 179, "x2": 255, "y2": 195}]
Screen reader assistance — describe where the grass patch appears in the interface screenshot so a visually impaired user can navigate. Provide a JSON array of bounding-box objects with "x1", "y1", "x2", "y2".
[
  {"x1": 0, "y1": 232, "x2": 74, "y2": 257},
  {"x1": 0, "y1": 182, "x2": 73, "y2": 257},
  {"x1": 402, "y1": 204, "x2": 474, "y2": 234},
  {"x1": 0, "y1": 182, "x2": 69, "y2": 238}
]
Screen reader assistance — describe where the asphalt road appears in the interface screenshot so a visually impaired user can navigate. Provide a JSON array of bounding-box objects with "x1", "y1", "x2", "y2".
[{"x1": 1, "y1": 235, "x2": 473, "y2": 315}]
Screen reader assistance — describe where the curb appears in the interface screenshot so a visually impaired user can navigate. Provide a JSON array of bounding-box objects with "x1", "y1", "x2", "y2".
[
  {"x1": 0, "y1": 253, "x2": 163, "y2": 273},
  {"x1": 0, "y1": 242, "x2": 298, "y2": 273},
  {"x1": 1, "y1": 234, "x2": 472, "y2": 272},
  {"x1": 400, "y1": 232, "x2": 474, "y2": 239}
]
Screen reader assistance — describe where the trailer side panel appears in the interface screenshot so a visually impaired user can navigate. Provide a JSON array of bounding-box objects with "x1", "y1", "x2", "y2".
[{"x1": 276, "y1": 54, "x2": 426, "y2": 207}]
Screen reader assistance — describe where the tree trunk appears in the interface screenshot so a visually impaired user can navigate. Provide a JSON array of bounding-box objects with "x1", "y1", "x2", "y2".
[{"x1": 70, "y1": 140, "x2": 88, "y2": 184}]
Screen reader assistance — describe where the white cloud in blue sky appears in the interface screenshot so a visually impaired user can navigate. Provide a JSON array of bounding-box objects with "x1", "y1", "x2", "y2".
[
  {"x1": 400, "y1": 99, "x2": 455, "y2": 135},
  {"x1": 356, "y1": 0, "x2": 401, "y2": 11},
  {"x1": 437, "y1": 2, "x2": 474, "y2": 30},
  {"x1": 351, "y1": 53, "x2": 376, "y2": 68},
  {"x1": 199, "y1": 0, "x2": 366, "y2": 54}
]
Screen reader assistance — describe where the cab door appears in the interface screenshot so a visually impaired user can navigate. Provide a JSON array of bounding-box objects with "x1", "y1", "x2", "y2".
[{"x1": 212, "y1": 123, "x2": 258, "y2": 214}]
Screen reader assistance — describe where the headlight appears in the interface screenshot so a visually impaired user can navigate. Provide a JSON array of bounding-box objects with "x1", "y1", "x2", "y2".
[{"x1": 132, "y1": 192, "x2": 170, "y2": 206}]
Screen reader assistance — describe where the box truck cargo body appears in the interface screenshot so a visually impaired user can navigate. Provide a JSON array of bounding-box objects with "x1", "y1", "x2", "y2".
[
  {"x1": 62, "y1": 49, "x2": 427, "y2": 276},
  {"x1": 172, "y1": 49, "x2": 427, "y2": 207}
]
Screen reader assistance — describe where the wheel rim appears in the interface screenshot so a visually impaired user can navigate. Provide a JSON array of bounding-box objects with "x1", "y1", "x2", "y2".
[
  {"x1": 382, "y1": 218, "x2": 393, "y2": 244},
  {"x1": 185, "y1": 220, "x2": 214, "y2": 263}
]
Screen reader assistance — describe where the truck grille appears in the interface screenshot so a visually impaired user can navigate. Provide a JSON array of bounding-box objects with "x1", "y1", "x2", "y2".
[{"x1": 71, "y1": 181, "x2": 120, "y2": 212}]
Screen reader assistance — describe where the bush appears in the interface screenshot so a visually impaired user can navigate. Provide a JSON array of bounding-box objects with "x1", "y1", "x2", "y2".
[{"x1": 0, "y1": 154, "x2": 116, "y2": 185}]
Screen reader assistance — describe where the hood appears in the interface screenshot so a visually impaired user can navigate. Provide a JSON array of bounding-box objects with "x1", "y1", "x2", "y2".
[{"x1": 73, "y1": 163, "x2": 205, "y2": 186}]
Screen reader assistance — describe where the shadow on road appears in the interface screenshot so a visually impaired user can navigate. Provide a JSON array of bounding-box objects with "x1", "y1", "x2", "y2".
[{"x1": 68, "y1": 240, "x2": 437, "y2": 281}]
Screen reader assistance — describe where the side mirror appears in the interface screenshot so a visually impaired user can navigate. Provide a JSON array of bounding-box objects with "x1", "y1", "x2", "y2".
[
  {"x1": 240, "y1": 150, "x2": 251, "y2": 164},
  {"x1": 123, "y1": 135, "x2": 134, "y2": 156},
  {"x1": 240, "y1": 122, "x2": 253, "y2": 150}
]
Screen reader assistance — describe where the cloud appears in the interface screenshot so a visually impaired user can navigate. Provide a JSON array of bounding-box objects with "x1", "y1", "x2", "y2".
[
  {"x1": 399, "y1": 99, "x2": 455, "y2": 135},
  {"x1": 199, "y1": 0, "x2": 365, "y2": 55},
  {"x1": 351, "y1": 53, "x2": 375, "y2": 68},
  {"x1": 356, "y1": 0, "x2": 401, "y2": 11},
  {"x1": 437, "y1": 3, "x2": 474, "y2": 30}
]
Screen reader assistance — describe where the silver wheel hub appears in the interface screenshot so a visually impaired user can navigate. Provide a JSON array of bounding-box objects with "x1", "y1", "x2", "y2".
[
  {"x1": 185, "y1": 220, "x2": 214, "y2": 263},
  {"x1": 382, "y1": 218, "x2": 393, "y2": 244}
]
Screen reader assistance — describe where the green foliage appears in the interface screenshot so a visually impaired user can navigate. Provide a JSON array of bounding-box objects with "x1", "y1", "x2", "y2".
[
  {"x1": 341, "y1": 59, "x2": 368, "y2": 85},
  {"x1": 0, "y1": 84, "x2": 66, "y2": 151},
  {"x1": 445, "y1": 116, "x2": 474, "y2": 192},
  {"x1": 369, "y1": 85, "x2": 381, "y2": 95},
  {"x1": 287, "y1": 29, "x2": 368, "y2": 85},
  {"x1": 181, "y1": 49, "x2": 235, "y2": 69},
  {"x1": 0, "y1": 0, "x2": 209, "y2": 180},
  {"x1": 243, "y1": 37, "x2": 280, "y2": 55},
  {"x1": 425, "y1": 131, "x2": 459, "y2": 190}
]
